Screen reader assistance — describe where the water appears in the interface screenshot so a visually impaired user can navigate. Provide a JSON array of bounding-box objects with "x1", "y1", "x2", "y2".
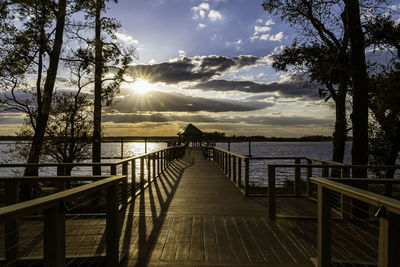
[
  {"x1": 0, "y1": 141, "x2": 354, "y2": 186},
  {"x1": 0, "y1": 141, "x2": 167, "y2": 177},
  {"x1": 216, "y1": 142, "x2": 353, "y2": 187}
]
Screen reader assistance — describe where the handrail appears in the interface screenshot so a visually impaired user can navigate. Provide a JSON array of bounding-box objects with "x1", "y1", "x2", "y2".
[
  {"x1": 310, "y1": 177, "x2": 400, "y2": 267},
  {"x1": 0, "y1": 175, "x2": 126, "y2": 221},
  {"x1": 211, "y1": 147, "x2": 248, "y2": 159},
  {"x1": 0, "y1": 144, "x2": 185, "y2": 168},
  {"x1": 310, "y1": 177, "x2": 400, "y2": 215},
  {"x1": 0, "y1": 175, "x2": 127, "y2": 266},
  {"x1": 0, "y1": 175, "x2": 111, "y2": 181}
]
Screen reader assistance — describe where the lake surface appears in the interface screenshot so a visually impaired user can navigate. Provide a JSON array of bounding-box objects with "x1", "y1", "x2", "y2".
[{"x1": 0, "y1": 141, "x2": 352, "y2": 186}]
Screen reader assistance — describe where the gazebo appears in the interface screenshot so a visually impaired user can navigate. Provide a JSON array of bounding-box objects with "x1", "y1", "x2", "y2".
[{"x1": 177, "y1": 123, "x2": 204, "y2": 147}]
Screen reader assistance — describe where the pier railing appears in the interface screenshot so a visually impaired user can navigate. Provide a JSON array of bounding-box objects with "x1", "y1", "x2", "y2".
[
  {"x1": 310, "y1": 177, "x2": 400, "y2": 267},
  {"x1": 0, "y1": 145, "x2": 186, "y2": 266},
  {"x1": 203, "y1": 146, "x2": 350, "y2": 196},
  {"x1": 0, "y1": 175, "x2": 127, "y2": 266},
  {"x1": 0, "y1": 145, "x2": 185, "y2": 205}
]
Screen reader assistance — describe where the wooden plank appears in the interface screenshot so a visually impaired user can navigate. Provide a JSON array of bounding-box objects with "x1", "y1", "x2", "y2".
[
  {"x1": 190, "y1": 216, "x2": 203, "y2": 260},
  {"x1": 203, "y1": 216, "x2": 219, "y2": 262},
  {"x1": 224, "y1": 217, "x2": 248, "y2": 263},
  {"x1": 147, "y1": 216, "x2": 173, "y2": 261},
  {"x1": 160, "y1": 216, "x2": 182, "y2": 260},
  {"x1": 234, "y1": 217, "x2": 265, "y2": 263},
  {"x1": 214, "y1": 216, "x2": 234, "y2": 262},
  {"x1": 175, "y1": 216, "x2": 193, "y2": 260}
]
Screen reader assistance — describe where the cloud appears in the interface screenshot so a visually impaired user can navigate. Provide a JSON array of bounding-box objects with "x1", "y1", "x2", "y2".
[
  {"x1": 178, "y1": 50, "x2": 186, "y2": 57},
  {"x1": 115, "y1": 32, "x2": 139, "y2": 45},
  {"x1": 208, "y1": 10, "x2": 222, "y2": 21},
  {"x1": 251, "y1": 32, "x2": 285, "y2": 42},
  {"x1": 197, "y1": 23, "x2": 206, "y2": 29},
  {"x1": 254, "y1": 26, "x2": 272, "y2": 34},
  {"x1": 109, "y1": 90, "x2": 273, "y2": 113},
  {"x1": 269, "y1": 32, "x2": 284, "y2": 41},
  {"x1": 126, "y1": 55, "x2": 261, "y2": 84},
  {"x1": 265, "y1": 19, "x2": 275, "y2": 26},
  {"x1": 192, "y1": 3, "x2": 210, "y2": 20},
  {"x1": 186, "y1": 79, "x2": 319, "y2": 98},
  {"x1": 199, "y1": 2, "x2": 210, "y2": 10}
]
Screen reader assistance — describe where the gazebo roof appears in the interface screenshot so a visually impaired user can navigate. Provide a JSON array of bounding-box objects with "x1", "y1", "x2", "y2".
[{"x1": 177, "y1": 123, "x2": 204, "y2": 136}]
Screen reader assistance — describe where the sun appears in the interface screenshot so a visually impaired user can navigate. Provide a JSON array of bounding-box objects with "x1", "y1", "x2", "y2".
[{"x1": 129, "y1": 78, "x2": 155, "y2": 94}]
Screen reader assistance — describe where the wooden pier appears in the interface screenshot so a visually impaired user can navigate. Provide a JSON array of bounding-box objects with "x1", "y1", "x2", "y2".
[{"x1": 1, "y1": 147, "x2": 400, "y2": 266}]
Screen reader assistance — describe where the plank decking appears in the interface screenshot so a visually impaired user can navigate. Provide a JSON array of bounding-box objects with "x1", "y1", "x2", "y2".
[{"x1": 0, "y1": 149, "x2": 379, "y2": 266}]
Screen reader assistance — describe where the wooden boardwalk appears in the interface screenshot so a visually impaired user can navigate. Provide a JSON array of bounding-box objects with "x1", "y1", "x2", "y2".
[
  {"x1": 121, "y1": 149, "x2": 315, "y2": 266},
  {"x1": 1, "y1": 149, "x2": 380, "y2": 266}
]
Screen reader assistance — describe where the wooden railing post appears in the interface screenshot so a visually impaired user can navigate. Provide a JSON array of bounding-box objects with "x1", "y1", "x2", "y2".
[
  {"x1": 306, "y1": 159, "x2": 312, "y2": 197},
  {"x1": 44, "y1": 203, "x2": 65, "y2": 267},
  {"x1": 268, "y1": 166, "x2": 276, "y2": 220},
  {"x1": 317, "y1": 185, "x2": 331, "y2": 267},
  {"x1": 244, "y1": 158, "x2": 249, "y2": 196},
  {"x1": 5, "y1": 180, "x2": 19, "y2": 266},
  {"x1": 121, "y1": 163, "x2": 128, "y2": 204},
  {"x1": 140, "y1": 157, "x2": 144, "y2": 187},
  {"x1": 238, "y1": 158, "x2": 242, "y2": 188},
  {"x1": 228, "y1": 154, "x2": 232, "y2": 179},
  {"x1": 147, "y1": 156, "x2": 151, "y2": 180},
  {"x1": 106, "y1": 183, "x2": 120, "y2": 266},
  {"x1": 322, "y1": 163, "x2": 329, "y2": 178},
  {"x1": 224, "y1": 153, "x2": 228, "y2": 174},
  {"x1": 378, "y1": 211, "x2": 400, "y2": 267},
  {"x1": 233, "y1": 156, "x2": 237, "y2": 183},
  {"x1": 110, "y1": 164, "x2": 117, "y2": 175},
  {"x1": 157, "y1": 152, "x2": 160, "y2": 175},
  {"x1": 152, "y1": 154, "x2": 156, "y2": 179},
  {"x1": 56, "y1": 165, "x2": 66, "y2": 191},
  {"x1": 294, "y1": 159, "x2": 301, "y2": 197},
  {"x1": 131, "y1": 159, "x2": 136, "y2": 195}
]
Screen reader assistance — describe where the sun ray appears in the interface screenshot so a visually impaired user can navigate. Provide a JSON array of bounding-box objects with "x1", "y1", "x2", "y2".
[{"x1": 129, "y1": 78, "x2": 156, "y2": 94}]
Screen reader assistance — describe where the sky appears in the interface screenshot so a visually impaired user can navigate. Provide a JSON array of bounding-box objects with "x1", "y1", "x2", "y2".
[{"x1": 1, "y1": 0, "x2": 400, "y2": 137}]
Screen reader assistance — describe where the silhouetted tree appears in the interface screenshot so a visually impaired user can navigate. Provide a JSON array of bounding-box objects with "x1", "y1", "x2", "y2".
[{"x1": 0, "y1": 0, "x2": 67, "y2": 199}]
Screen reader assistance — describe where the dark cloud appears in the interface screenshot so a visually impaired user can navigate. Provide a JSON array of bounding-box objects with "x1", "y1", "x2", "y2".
[
  {"x1": 103, "y1": 113, "x2": 332, "y2": 127},
  {"x1": 187, "y1": 79, "x2": 319, "y2": 98},
  {"x1": 125, "y1": 55, "x2": 260, "y2": 84},
  {"x1": 108, "y1": 90, "x2": 272, "y2": 113}
]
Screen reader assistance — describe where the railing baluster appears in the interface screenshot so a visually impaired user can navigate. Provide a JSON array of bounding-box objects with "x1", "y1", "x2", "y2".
[
  {"x1": 378, "y1": 211, "x2": 400, "y2": 267},
  {"x1": 294, "y1": 158, "x2": 300, "y2": 197},
  {"x1": 131, "y1": 159, "x2": 136, "y2": 195},
  {"x1": 268, "y1": 165, "x2": 276, "y2": 220},
  {"x1": 5, "y1": 180, "x2": 18, "y2": 266},
  {"x1": 244, "y1": 158, "x2": 249, "y2": 196},
  {"x1": 157, "y1": 152, "x2": 160, "y2": 175},
  {"x1": 233, "y1": 156, "x2": 237, "y2": 184},
  {"x1": 228, "y1": 154, "x2": 232, "y2": 179},
  {"x1": 121, "y1": 164, "x2": 128, "y2": 205},
  {"x1": 44, "y1": 203, "x2": 65, "y2": 267},
  {"x1": 238, "y1": 158, "x2": 242, "y2": 188},
  {"x1": 317, "y1": 185, "x2": 331, "y2": 267},
  {"x1": 110, "y1": 164, "x2": 117, "y2": 175},
  {"x1": 306, "y1": 159, "x2": 312, "y2": 197},
  {"x1": 106, "y1": 183, "x2": 120, "y2": 266},
  {"x1": 147, "y1": 156, "x2": 151, "y2": 180},
  {"x1": 153, "y1": 154, "x2": 156, "y2": 179},
  {"x1": 140, "y1": 157, "x2": 144, "y2": 188}
]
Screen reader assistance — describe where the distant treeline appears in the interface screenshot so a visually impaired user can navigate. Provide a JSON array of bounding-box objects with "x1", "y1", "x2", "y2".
[{"x1": 0, "y1": 135, "x2": 352, "y2": 142}]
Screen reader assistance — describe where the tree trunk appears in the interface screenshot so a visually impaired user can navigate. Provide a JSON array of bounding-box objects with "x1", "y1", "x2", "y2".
[
  {"x1": 21, "y1": 0, "x2": 67, "y2": 200},
  {"x1": 92, "y1": 0, "x2": 103, "y2": 175},
  {"x1": 332, "y1": 86, "x2": 347, "y2": 164},
  {"x1": 344, "y1": 0, "x2": 369, "y2": 178}
]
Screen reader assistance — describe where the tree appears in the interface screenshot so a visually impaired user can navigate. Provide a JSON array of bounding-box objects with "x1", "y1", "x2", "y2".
[
  {"x1": 79, "y1": 0, "x2": 134, "y2": 174},
  {"x1": 366, "y1": 15, "x2": 400, "y2": 183},
  {"x1": 262, "y1": 0, "x2": 386, "y2": 170},
  {"x1": 0, "y1": 0, "x2": 67, "y2": 199},
  {"x1": 271, "y1": 42, "x2": 350, "y2": 164},
  {"x1": 343, "y1": 0, "x2": 369, "y2": 178}
]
